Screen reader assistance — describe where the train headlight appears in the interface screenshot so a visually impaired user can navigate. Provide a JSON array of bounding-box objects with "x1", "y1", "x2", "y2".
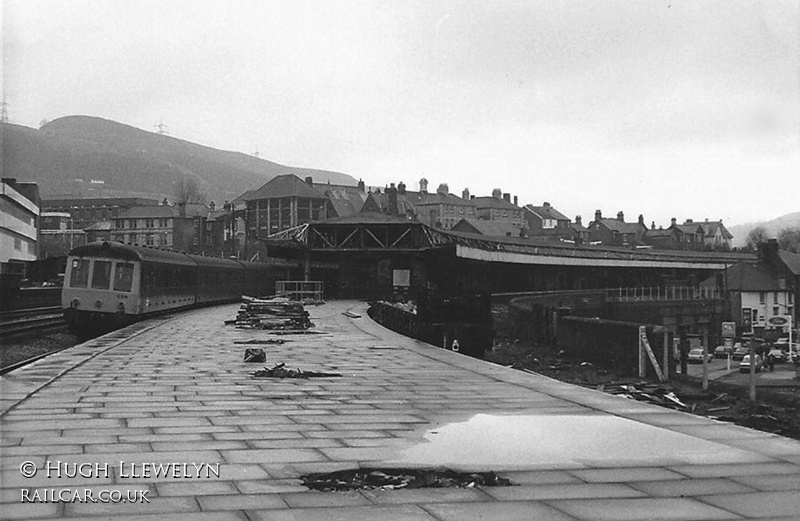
[
  {"x1": 94, "y1": 299, "x2": 103, "y2": 309},
  {"x1": 117, "y1": 302, "x2": 125, "y2": 313},
  {"x1": 71, "y1": 298, "x2": 80, "y2": 308}
]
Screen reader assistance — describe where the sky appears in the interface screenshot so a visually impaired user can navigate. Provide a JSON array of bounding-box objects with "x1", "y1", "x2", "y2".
[{"x1": 2, "y1": 0, "x2": 799, "y2": 227}]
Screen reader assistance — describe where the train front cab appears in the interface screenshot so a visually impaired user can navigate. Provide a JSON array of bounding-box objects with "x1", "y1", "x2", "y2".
[{"x1": 62, "y1": 248, "x2": 141, "y2": 332}]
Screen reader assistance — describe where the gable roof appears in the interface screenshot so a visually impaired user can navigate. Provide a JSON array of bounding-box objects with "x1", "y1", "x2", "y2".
[
  {"x1": 524, "y1": 204, "x2": 569, "y2": 222},
  {"x1": 698, "y1": 220, "x2": 733, "y2": 239},
  {"x1": 244, "y1": 174, "x2": 326, "y2": 200},
  {"x1": 674, "y1": 223, "x2": 704, "y2": 235},
  {"x1": 592, "y1": 218, "x2": 646, "y2": 234},
  {"x1": 317, "y1": 184, "x2": 367, "y2": 217}
]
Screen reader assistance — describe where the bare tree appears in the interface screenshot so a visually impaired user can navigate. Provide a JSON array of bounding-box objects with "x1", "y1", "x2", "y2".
[
  {"x1": 745, "y1": 226, "x2": 769, "y2": 250},
  {"x1": 777, "y1": 227, "x2": 800, "y2": 253},
  {"x1": 174, "y1": 177, "x2": 206, "y2": 204}
]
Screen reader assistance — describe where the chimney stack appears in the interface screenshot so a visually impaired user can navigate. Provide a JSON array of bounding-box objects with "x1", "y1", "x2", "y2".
[
  {"x1": 437, "y1": 183, "x2": 449, "y2": 195},
  {"x1": 492, "y1": 188, "x2": 502, "y2": 199},
  {"x1": 595, "y1": 209, "x2": 602, "y2": 221},
  {"x1": 685, "y1": 218, "x2": 693, "y2": 224},
  {"x1": 209, "y1": 201, "x2": 216, "y2": 211},
  {"x1": 398, "y1": 181, "x2": 406, "y2": 194},
  {"x1": 513, "y1": 195, "x2": 518, "y2": 206},
  {"x1": 387, "y1": 183, "x2": 398, "y2": 215},
  {"x1": 357, "y1": 179, "x2": 365, "y2": 192},
  {"x1": 305, "y1": 176, "x2": 313, "y2": 186},
  {"x1": 543, "y1": 202, "x2": 551, "y2": 208},
  {"x1": 617, "y1": 211, "x2": 624, "y2": 222},
  {"x1": 638, "y1": 214, "x2": 644, "y2": 225},
  {"x1": 575, "y1": 215, "x2": 582, "y2": 226},
  {"x1": 462, "y1": 188, "x2": 470, "y2": 200},
  {"x1": 671, "y1": 217, "x2": 677, "y2": 226},
  {"x1": 651, "y1": 221, "x2": 655, "y2": 230},
  {"x1": 503, "y1": 193, "x2": 511, "y2": 203},
  {"x1": 419, "y1": 178, "x2": 428, "y2": 194}
]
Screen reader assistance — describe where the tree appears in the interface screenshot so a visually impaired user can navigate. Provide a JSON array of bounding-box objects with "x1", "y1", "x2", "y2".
[
  {"x1": 777, "y1": 227, "x2": 800, "y2": 253},
  {"x1": 745, "y1": 226, "x2": 769, "y2": 251},
  {"x1": 174, "y1": 177, "x2": 206, "y2": 204}
]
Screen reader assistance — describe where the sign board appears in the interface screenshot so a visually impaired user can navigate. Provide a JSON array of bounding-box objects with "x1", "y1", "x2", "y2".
[
  {"x1": 766, "y1": 315, "x2": 792, "y2": 328},
  {"x1": 722, "y1": 322, "x2": 736, "y2": 339},
  {"x1": 392, "y1": 269, "x2": 410, "y2": 287}
]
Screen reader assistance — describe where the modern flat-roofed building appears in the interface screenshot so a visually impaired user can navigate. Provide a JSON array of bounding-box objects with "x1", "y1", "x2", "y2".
[{"x1": 1, "y1": 178, "x2": 40, "y2": 262}]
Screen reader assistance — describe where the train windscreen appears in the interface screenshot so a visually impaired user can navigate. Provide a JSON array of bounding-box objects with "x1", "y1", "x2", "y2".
[
  {"x1": 69, "y1": 259, "x2": 91, "y2": 288},
  {"x1": 91, "y1": 261, "x2": 112, "y2": 289}
]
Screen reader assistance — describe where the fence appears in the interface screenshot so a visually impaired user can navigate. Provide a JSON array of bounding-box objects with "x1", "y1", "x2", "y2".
[
  {"x1": 606, "y1": 286, "x2": 722, "y2": 302},
  {"x1": 275, "y1": 281, "x2": 324, "y2": 304}
]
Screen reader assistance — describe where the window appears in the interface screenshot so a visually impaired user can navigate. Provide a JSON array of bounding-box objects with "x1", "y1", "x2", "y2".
[
  {"x1": 145, "y1": 218, "x2": 154, "y2": 228},
  {"x1": 113, "y1": 263, "x2": 134, "y2": 292},
  {"x1": 146, "y1": 234, "x2": 154, "y2": 246},
  {"x1": 13, "y1": 238, "x2": 21, "y2": 250},
  {"x1": 69, "y1": 259, "x2": 91, "y2": 287},
  {"x1": 773, "y1": 306, "x2": 779, "y2": 316},
  {"x1": 129, "y1": 219, "x2": 136, "y2": 228},
  {"x1": 91, "y1": 261, "x2": 112, "y2": 289},
  {"x1": 117, "y1": 220, "x2": 125, "y2": 229},
  {"x1": 759, "y1": 292, "x2": 766, "y2": 304},
  {"x1": 790, "y1": 293, "x2": 794, "y2": 304},
  {"x1": 773, "y1": 293, "x2": 779, "y2": 304}
]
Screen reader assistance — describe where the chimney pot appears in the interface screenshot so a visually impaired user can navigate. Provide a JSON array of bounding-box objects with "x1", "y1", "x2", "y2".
[
  {"x1": 575, "y1": 215, "x2": 582, "y2": 226},
  {"x1": 595, "y1": 209, "x2": 602, "y2": 221},
  {"x1": 513, "y1": 195, "x2": 518, "y2": 206},
  {"x1": 543, "y1": 202, "x2": 550, "y2": 208},
  {"x1": 670, "y1": 217, "x2": 676, "y2": 226},
  {"x1": 419, "y1": 178, "x2": 428, "y2": 193},
  {"x1": 617, "y1": 211, "x2": 624, "y2": 222}
]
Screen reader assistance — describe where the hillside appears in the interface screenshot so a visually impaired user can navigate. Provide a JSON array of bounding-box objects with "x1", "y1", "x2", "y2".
[
  {"x1": 728, "y1": 212, "x2": 800, "y2": 246},
  {"x1": 0, "y1": 116, "x2": 356, "y2": 203}
]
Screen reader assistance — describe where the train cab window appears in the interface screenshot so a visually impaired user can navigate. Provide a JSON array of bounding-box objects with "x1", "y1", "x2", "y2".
[
  {"x1": 91, "y1": 261, "x2": 112, "y2": 289},
  {"x1": 113, "y1": 263, "x2": 134, "y2": 292},
  {"x1": 69, "y1": 259, "x2": 91, "y2": 288}
]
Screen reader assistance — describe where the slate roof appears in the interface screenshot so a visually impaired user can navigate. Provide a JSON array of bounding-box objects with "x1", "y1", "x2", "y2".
[
  {"x1": 524, "y1": 204, "x2": 569, "y2": 222},
  {"x1": 83, "y1": 220, "x2": 113, "y2": 231},
  {"x1": 698, "y1": 220, "x2": 733, "y2": 239},
  {"x1": 593, "y1": 218, "x2": 645, "y2": 234},
  {"x1": 451, "y1": 218, "x2": 520, "y2": 238},
  {"x1": 244, "y1": 174, "x2": 327, "y2": 200},
  {"x1": 116, "y1": 204, "x2": 209, "y2": 219},
  {"x1": 778, "y1": 250, "x2": 800, "y2": 276},
  {"x1": 712, "y1": 262, "x2": 783, "y2": 292},
  {"x1": 316, "y1": 184, "x2": 367, "y2": 217}
]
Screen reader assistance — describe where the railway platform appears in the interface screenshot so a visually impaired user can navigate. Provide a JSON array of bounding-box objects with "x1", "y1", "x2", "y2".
[{"x1": 1, "y1": 301, "x2": 799, "y2": 520}]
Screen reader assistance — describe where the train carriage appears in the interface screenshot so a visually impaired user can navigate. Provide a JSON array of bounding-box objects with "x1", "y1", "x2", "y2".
[{"x1": 62, "y1": 241, "x2": 269, "y2": 334}]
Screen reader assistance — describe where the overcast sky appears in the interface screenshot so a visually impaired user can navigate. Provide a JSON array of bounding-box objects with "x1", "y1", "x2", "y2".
[{"x1": 3, "y1": 0, "x2": 799, "y2": 227}]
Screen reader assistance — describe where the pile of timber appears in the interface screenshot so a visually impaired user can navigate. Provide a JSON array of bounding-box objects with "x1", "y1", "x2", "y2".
[{"x1": 232, "y1": 296, "x2": 313, "y2": 330}]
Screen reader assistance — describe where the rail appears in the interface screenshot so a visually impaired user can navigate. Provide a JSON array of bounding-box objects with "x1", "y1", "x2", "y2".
[
  {"x1": 606, "y1": 286, "x2": 723, "y2": 302},
  {"x1": 0, "y1": 307, "x2": 66, "y2": 339}
]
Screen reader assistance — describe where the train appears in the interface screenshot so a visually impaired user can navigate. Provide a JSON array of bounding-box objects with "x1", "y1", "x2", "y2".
[{"x1": 62, "y1": 241, "x2": 273, "y2": 334}]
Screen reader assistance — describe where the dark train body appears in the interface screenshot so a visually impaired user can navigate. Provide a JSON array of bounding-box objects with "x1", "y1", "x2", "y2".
[{"x1": 62, "y1": 241, "x2": 271, "y2": 333}]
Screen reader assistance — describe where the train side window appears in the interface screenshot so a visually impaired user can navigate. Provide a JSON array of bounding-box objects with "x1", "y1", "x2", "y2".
[
  {"x1": 91, "y1": 261, "x2": 112, "y2": 289},
  {"x1": 69, "y1": 259, "x2": 91, "y2": 288},
  {"x1": 113, "y1": 263, "x2": 134, "y2": 292}
]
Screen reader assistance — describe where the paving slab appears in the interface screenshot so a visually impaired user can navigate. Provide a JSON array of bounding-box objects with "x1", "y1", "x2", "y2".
[{"x1": 1, "y1": 301, "x2": 799, "y2": 520}]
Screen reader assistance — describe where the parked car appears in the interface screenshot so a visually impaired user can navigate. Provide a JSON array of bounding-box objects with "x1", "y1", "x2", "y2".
[
  {"x1": 739, "y1": 354, "x2": 763, "y2": 373},
  {"x1": 732, "y1": 343, "x2": 749, "y2": 361},
  {"x1": 713, "y1": 345, "x2": 732, "y2": 358},
  {"x1": 767, "y1": 349, "x2": 788, "y2": 364},
  {"x1": 687, "y1": 348, "x2": 712, "y2": 363}
]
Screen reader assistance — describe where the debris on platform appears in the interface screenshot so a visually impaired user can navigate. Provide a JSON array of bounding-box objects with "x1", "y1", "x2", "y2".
[
  {"x1": 602, "y1": 382, "x2": 689, "y2": 410},
  {"x1": 234, "y1": 339, "x2": 286, "y2": 345},
  {"x1": 229, "y1": 296, "x2": 313, "y2": 330},
  {"x1": 243, "y1": 348, "x2": 266, "y2": 363},
  {"x1": 301, "y1": 468, "x2": 513, "y2": 491},
  {"x1": 342, "y1": 311, "x2": 361, "y2": 319},
  {"x1": 252, "y1": 363, "x2": 342, "y2": 379}
]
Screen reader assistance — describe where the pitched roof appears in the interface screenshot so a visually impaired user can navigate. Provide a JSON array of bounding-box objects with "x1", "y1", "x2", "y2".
[
  {"x1": 83, "y1": 220, "x2": 113, "y2": 231},
  {"x1": 451, "y1": 218, "x2": 520, "y2": 238},
  {"x1": 593, "y1": 218, "x2": 646, "y2": 234},
  {"x1": 317, "y1": 184, "x2": 367, "y2": 217},
  {"x1": 778, "y1": 250, "x2": 800, "y2": 276},
  {"x1": 116, "y1": 204, "x2": 209, "y2": 219},
  {"x1": 717, "y1": 262, "x2": 783, "y2": 291},
  {"x1": 674, "y1": 223, "x2": 704, "y2": 235},
  {"x1": 244, "y1": 174, "x2": 326, "y2": 200},
  {"x1": 698, "y1": 220, "x2": 733, "y2": 239},
  {"x1": 524, "y1": 204, "x2": 569, "y2": 222}
]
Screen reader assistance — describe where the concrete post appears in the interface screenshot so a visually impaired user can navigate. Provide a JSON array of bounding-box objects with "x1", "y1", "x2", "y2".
[{"x1": 702, "y1": 330, "x2": 709, "y2": 391}]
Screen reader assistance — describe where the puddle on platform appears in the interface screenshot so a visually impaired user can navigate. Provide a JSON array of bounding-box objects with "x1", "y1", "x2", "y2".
[{"x1": 384, "y1": 414, "x2": 759, "y2": 470}]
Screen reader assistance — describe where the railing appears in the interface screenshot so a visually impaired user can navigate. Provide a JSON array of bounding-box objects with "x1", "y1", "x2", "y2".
[
  {"x1": 275, "y1": 281, "x2": 324, "y2": 304},
  {"x1": 606, "y1": 286, "x2": 722, "y2": 302}
]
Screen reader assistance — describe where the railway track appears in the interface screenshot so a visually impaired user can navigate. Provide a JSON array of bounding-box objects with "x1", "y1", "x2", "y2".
[{"x1": 0, "y1": 306, "x2": 66, "y2": 339}]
